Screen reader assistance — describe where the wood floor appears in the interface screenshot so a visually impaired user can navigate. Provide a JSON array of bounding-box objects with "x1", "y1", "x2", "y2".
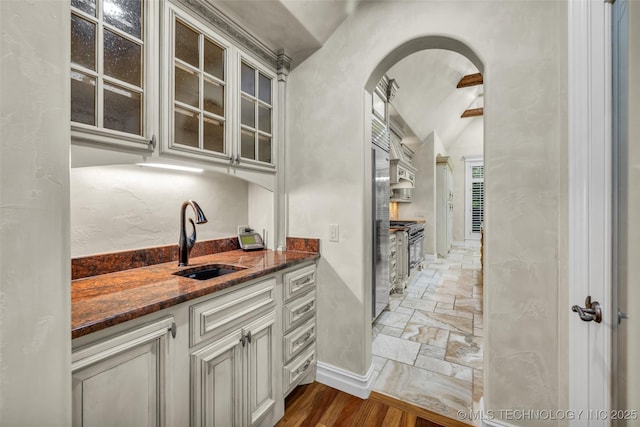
[{"x1": 276, "y1": 382, "x2": 469, "y2": 427}]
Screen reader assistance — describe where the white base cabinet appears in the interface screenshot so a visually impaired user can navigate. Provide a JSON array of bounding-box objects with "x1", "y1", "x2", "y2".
[
  {"x1": 282, "y1": 264, "x2": 317, "y2": 396},
  {"x1": 72, "y1": 317, "x2": 175, "y2": 427},
  {"x1": 72, "y1": 262, "x2": 316, "y2": 427},
  {"x1": 191, "y1": 311, "x2": 276, "y2": 427}
]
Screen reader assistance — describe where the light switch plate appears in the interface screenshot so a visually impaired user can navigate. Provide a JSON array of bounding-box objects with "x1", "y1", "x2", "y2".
[{"x1": 329, "y1": 224, "x2": 339, "y2": 242}]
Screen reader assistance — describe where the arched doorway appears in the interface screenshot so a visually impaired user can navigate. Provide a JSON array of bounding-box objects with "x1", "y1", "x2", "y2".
[
  {"x1": 286, "y1": 2, "x2": 570, "y2": 419},
  {"x1": 365, "y1": 38, "x2": 485, "y2": 420}
]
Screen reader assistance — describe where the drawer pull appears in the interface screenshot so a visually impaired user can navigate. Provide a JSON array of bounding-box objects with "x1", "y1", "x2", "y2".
[
  {"x1": 295, "y1": 331, "x2": 313, "y2": 347},
  {"x1": 296, "y1": 277, "x2": 313, "y2": 287},
  {"x1": 294, "y1": 302, "x2": 314, "y2": 316},
  {"x1": 295, "y1": 359, "x2": 312, "y2": 376}
]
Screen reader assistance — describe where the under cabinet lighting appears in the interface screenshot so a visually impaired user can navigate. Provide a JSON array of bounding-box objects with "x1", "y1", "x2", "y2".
[{"x1": 136, "y1": 163, "x2": 203, "y2": 173}]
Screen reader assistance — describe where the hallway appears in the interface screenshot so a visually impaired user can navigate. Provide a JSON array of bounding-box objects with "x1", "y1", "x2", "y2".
[{"x1": 372, "y1": 242, "x2": 483, "y2": 422}]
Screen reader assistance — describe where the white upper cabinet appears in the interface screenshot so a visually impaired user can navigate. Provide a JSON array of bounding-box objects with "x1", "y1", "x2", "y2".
[
  {"x1": 163, "y1": 8, "x2": 231, "y2": 162},
  {"x1": 161, "y1": 1, "x2": 277, "y2": 172},
  {"x1": 239, "y1": 58, "x2": 275, "y2": 167},
  {"x1": 70, "y1": 0, "x2": 157, "y2": 149},
  {"x1": 70, "y1": 0, "x2": 280, "y2": 184}
]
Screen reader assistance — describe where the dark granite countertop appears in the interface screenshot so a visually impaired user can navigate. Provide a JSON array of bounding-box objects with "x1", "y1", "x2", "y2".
[{"x1": 72, "y1": 249, "x2": 319, "y2": 339}]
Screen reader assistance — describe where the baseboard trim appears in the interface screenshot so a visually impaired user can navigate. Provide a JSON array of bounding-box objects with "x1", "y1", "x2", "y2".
[
  {"x1": 423, "y1": 253, "x2": 437, "y2": 262},
  {"x1": 315, "y1": 361, "x2": 374, "y2": 399},
  {"x1": 479, "y1": 397, "x2": 518, "y2": 427}
]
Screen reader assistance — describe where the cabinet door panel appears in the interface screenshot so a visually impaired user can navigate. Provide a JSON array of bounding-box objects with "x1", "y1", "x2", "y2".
[
  {"x1": 191, "y1": 332, "x2": 243, "y2": 427},
  {"x1": 74, "y1": 342, "x2": 157, "y2": 427},
  {"x1": 73, "y1": 344, "x2": 157, "y2": 427},
  {"x1": 246, "y1": 313, "x2": 276, "y2": 426},
  {"x1": 72, "y1": 317, "x2": 173, "y2": 427}
]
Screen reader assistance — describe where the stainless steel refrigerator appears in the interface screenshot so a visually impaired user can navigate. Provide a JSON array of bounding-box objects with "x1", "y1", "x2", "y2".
[{"x1": 372, "y1": 123, "x2": 390, "y2": 320}]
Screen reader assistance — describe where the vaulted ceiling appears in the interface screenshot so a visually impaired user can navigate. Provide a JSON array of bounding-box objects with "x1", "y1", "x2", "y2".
[
  {"x1": 210, "y1": 1, "x2": 483, "y2": 149},
  {"x1": 386, "y1": 49, "x2": 483, "y2": 149},
  {"x1": 210, "y1": 0, "x2": 359, "y2": 66}
]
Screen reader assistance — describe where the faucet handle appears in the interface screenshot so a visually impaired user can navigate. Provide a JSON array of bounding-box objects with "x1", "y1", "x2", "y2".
[{"x1": 187, "y1": 218, "x2": 197, "y2": 254}]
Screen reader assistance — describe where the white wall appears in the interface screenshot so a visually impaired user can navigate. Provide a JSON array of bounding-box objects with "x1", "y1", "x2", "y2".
[
  {"x1": 70, "y1": 166, "x2": 249, "y2": 257},
  {"x1": 447, "y1": 118, "x2": 484, "y2": 242},
  {"x1": 248, "y1": 182, "x2": 275, "y2": 249},
  {"x1": 287, "y1": 0, "x2": 567, "y2": 416},
  {"x1": 400, "y1": 120, "x2": 482, "y2": 250},
  {"x1": 398, "y1": 131, "x2": 439, "y2": 255},
  {"x1": 0, "y1": 1, "x2": 71, "y2": 424}
]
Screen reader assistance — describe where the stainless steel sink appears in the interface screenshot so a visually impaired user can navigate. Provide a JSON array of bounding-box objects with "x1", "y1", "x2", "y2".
[{"x1": 174, "y1": 264, "x2": 247, "y2": 281}]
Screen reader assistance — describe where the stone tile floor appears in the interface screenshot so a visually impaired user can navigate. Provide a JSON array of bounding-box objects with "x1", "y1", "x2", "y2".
[{"x1": 372, "y1": 242, "x2": 483, "y2": 423}]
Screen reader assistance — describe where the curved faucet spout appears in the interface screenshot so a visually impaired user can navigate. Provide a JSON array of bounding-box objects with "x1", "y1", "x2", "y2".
[
  {"x1": 179, "y1": 200, "x2": 208, "y2": 266},
  {"x1": 187, "y1": 218, "x2": 197, "y2": 252}
]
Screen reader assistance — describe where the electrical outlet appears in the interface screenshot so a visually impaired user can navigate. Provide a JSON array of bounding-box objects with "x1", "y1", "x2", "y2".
[{"x1": 329, "y1": 224, "x2": 339, "y2": 242}]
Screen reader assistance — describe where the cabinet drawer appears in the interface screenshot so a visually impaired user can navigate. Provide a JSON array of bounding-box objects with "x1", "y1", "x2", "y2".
[
  {"x1": 284, "y1": 343, "x2": 316, "y2": 394},
  {"x1": 283, "y1": 264, "x2": 316, "y2": 302},
  {"x1": 190, "y1": 277, "x2": 275, "y2": 346},
  {"x1": 283, "y1": 318, "x2": 316, "y2": 362},
  {"x1": 283, "y1": 291, "x2": 316, "y2": 333}
]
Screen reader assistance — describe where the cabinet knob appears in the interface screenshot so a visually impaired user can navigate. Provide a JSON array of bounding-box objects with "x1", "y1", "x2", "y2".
[{"x1": 240, "y1": 330, "x2": 253, "y2": 346}]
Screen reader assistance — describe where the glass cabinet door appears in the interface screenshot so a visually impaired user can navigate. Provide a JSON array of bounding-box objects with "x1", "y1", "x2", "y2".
[
  {"x1": 71, "y1": 0, "x2": 145, "y2": 138},
  {"x1": 240, "y1": 61, "x2": 273, "y2": 165},
  {"x1": 172, "y1": 18, "x2": 227, "y2": 157}
]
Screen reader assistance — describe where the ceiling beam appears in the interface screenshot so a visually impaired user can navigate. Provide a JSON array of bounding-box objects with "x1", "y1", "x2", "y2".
[
  {"x1": 456, "y1": 73, "x2": 483, "y2": 88},
  {"x1": 461, "y1": 108, "x2": 483, "y2": 118}
]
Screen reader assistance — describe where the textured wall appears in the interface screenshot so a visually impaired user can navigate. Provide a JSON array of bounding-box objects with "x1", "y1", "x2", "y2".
[
  {"x1": 71, "y1": 166, "x2": 249, "y2": 257},
  {"x1": 398, "y1": 132, "x2": 437, "y2": 255},
  {"x1": 401, "y1": 121, "x2": 483, "y2": 251},
  {"x1": 287, "y1": 0, "x2": 567, "y2": 420},
  {"x1": 447, "y1": 119, "x2": 484, "y2": 242},
  {"x1": 0, "y1": 0, "x2": 71, "y2": 424}
]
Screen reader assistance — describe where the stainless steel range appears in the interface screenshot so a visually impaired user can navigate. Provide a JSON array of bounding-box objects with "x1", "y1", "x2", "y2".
[{"x1": 390, "y1": 221, "x2": 425, "y2": 276}]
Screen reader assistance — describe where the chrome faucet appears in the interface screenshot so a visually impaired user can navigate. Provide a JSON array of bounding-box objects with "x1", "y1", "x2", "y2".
[{"x1": 178, "y1": 200, "x2": 208, "y2": 266}]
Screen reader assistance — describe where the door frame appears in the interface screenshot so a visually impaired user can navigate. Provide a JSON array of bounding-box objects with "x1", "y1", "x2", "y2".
[
  {"x1": 568, "y1": 0, "x2": 613, "y2": 422},
  {"x1": 464, "y1": 155, "x2": 484, "y2": 241}
]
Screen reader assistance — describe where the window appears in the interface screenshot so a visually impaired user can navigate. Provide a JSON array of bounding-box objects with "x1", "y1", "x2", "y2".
[
  {"x1": 465, "y1": 158, "x2": 484, "y2": 239},
  {"x1": 173, "y1": 19, "x2": 227, "y2": 154},
  {"x1": 71, "y1": 0, "x2": 147, "y2": 141},
  {"x1": 240, "y1": 61, "x2": 273, "y2": 163}
]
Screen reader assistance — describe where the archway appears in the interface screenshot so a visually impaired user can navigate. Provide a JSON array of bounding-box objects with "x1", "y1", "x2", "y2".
[{"x1": 365, "y1": 36, "x2": 485, "y2": 420}]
